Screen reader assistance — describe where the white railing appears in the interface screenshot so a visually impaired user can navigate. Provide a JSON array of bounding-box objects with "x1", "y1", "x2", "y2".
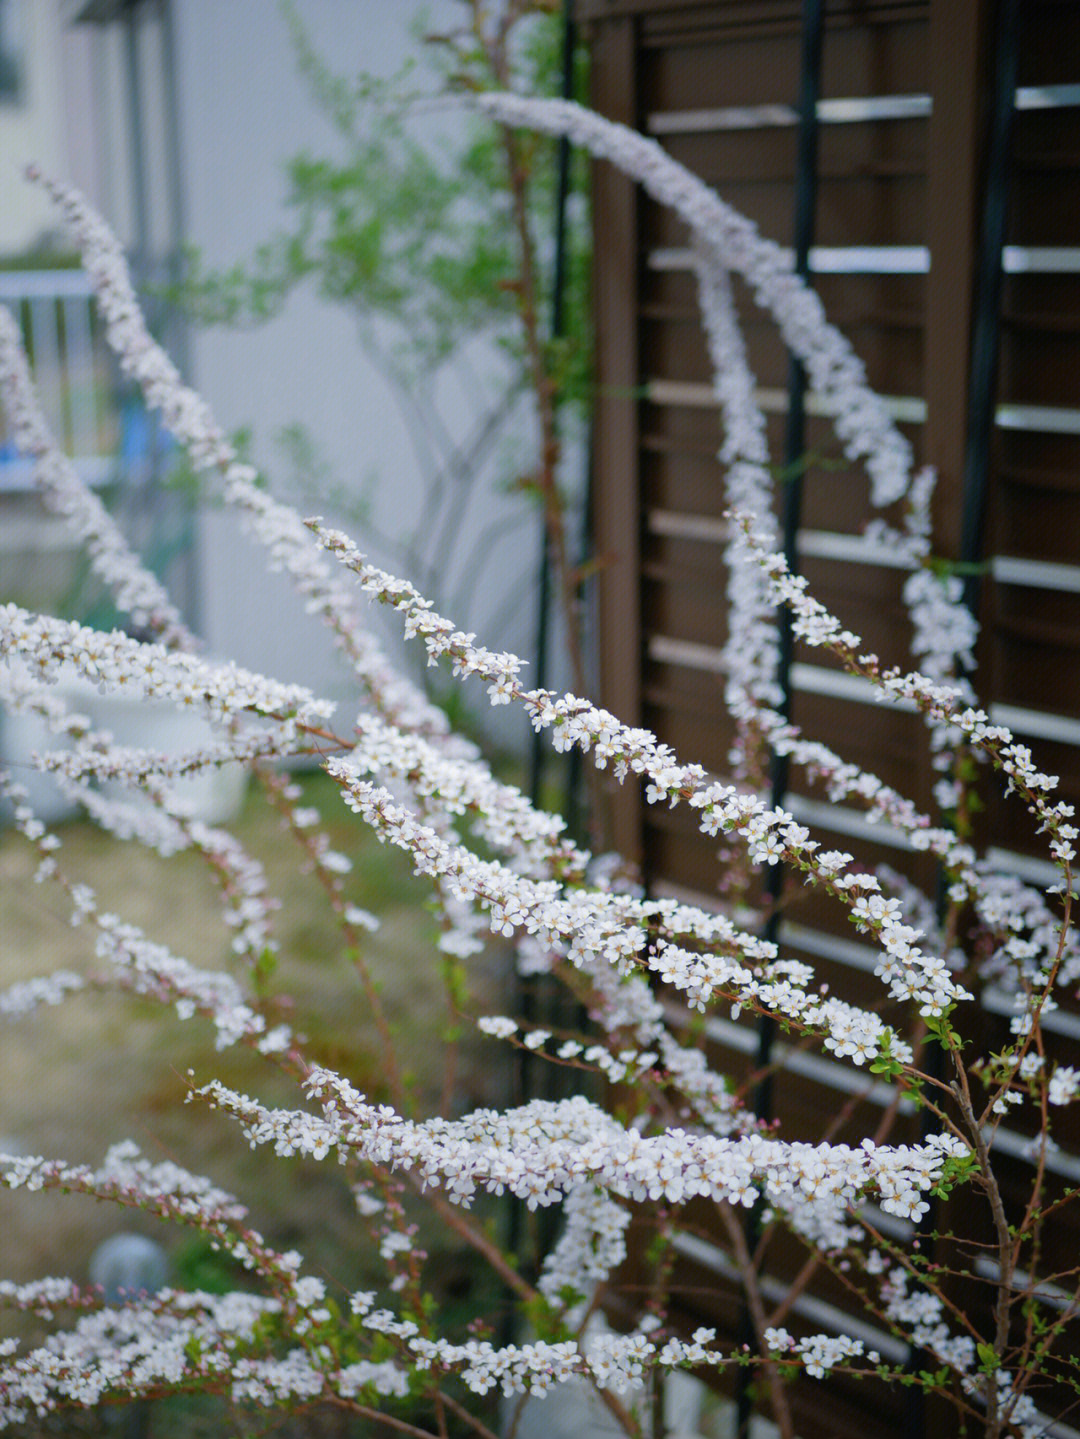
[{"x1": 0, "y1": 269, "x2": 116, "y2": 491}]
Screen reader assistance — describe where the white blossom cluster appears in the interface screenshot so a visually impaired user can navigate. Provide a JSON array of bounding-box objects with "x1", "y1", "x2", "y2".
[
  {"x1": 475, "y1": 95, "x2": 912, "y2": 507},
  {"x1": 691, "y1": 248, "x2": 781, "y2": 782},
  {"x1": 36, "y1": 728, "x2": 285, "y2": 790},
  {"x1": 0, "y1": 306, "x2": 195, "y2": 650},
  {"x1": 90, "y1": 912, "x2": 287, "y2": 1052},
  {"x1": 0, "y1": 1276, "x2": 89, "y2": 1318},
  {"x1": 734, "y1": 518, "x2": 1076, "y2": 859},
  {"x1": 0, "y1": 91, "x2": 1074, "y2": 1439},
  {"x1": 0, "y1": 1287, "x2": 291, "y2": 1422},
  {"x1": 761, "y1": 1190, "x2": 865, "y2": 1255},
  {"x1": 878, "y1": 1264, "x2": 976, "y2": 1375},
  {"x1": 195, "y1": 1066, "x2": 968, "y2": 1225},
  {"x1": 0, "y1": 1140, "x2": 247, "y2": 1230},
  {"x1": 0, "y1": 659, "x2": 93, "y2": 742},
  {"x1": 500, "y1": 940, "x2": 750, "y2": 1136},
  {"x1": 4, "y1": 670, "x2": 296, "y2": 964},
  {"x1": 342, "y1": 712, "x2": 586, "y2": 878},
  {"x1": 336, "y1": 767, "x2": 970, "y2": 1032},
  {"x1": 1048, "y1": 1065, "x2": 1080, "y2": 1106},
  {"x1": 315, "y1": 518, "x2": 1000, "y2": 1025},
  {"x1": 0, "y1": 970, "x2": 85, "y2": 1021},
  {"x1": 538, "y1": 1183, "x2": 630, "y2": 1316},
  {"x1": 24, "y1": 168, "x2": 456, "y2": 750},
  {"x1": 763, "y1": 1326, "x2": 870, "y2": 1379},
  {"x1": 972, "y1": 866, "x2": 1080, "y2": 993},
  {"x1": 0, "y1": 603, "x2": 332, "y2": 739},
  {"x1": 1, "y1": 773, "x2": 289, "y2": 1053},
  {"x1": 876, "y1": 1256, "x2": 1058, "y2": 1438},
  {"x1": 396, "y1": 1326, "x2": 642, "y2": 1399}
]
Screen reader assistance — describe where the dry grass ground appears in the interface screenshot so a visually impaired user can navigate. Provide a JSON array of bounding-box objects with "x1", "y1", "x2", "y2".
[{"x1": 0, "y1": 770, "x2": 514, "y2": 1433}]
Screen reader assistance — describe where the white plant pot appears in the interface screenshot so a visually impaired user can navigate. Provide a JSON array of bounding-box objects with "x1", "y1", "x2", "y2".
[
  {"x1": 90, "y1": 693, "x2": 249, "y2": 826},
  {"x1": 1, "y1": 706, "x2": 80, "y2": 824},
  {"x1": 2, "y1": 669, "x2": 249, "y2": 828}
]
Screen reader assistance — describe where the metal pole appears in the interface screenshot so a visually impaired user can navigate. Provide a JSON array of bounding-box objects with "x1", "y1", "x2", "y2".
[
  {"x1": 123, "y1": 3, "x2": 150, "y2": 281},
  {"x1": 736, "y1": 3, "x2": 823, "y2": 1433},
  {"x1": 958, "y1": 0, "x2": 1018, "y2": 623},
  {"x1": 904, "y1": 5, "x2": 1018, "y2": 1436},
  {"x1": 528, "y1": 0, "x2": 576, "y2": 811},
  {"x1": 157, "y1": 0, "x2": 200, "y2": 633},
  {"x1": 504, "y1": 2, "x2": 577, "y2": 1345}
]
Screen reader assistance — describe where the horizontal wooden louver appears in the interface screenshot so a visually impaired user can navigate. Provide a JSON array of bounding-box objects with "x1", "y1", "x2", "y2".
[{"x1": 584, "y1": 1, "x2": 1080, "y2": 1434}]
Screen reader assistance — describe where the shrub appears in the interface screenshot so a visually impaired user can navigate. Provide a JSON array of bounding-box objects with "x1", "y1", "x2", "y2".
[{"x1": 0, "y1": 95, "x2": 1076, "y2": 1439}]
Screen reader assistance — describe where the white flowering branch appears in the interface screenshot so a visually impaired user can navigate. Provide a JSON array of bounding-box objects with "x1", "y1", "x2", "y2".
[
  {"x1": 0, "y1": 306, "x2": 196, "y2": 651},
  {"x1": 0, "y1": 92, "x2": 1075, "y2": 1439}
]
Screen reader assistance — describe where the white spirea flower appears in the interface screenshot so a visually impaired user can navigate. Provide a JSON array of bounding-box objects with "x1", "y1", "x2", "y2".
[
  {"x1": 0, "y1": 603, "x2": 333, "y2": 735},
  {"x1": 192, "y1": 1068, "x2": 969, "y2": 1224},
  {"x1": 0, "y1": 95, "x2": 1070, "y2": 1437},
  {"x1": 477, "y1": 1015, "x2": 518, "y2": 1039},
  {"x1": 0, "y1": 305, "x2": 194, "y2": 650}
]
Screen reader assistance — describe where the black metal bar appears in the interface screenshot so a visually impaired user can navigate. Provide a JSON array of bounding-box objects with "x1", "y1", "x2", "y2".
[
  {"x1": 959, "y1": 0, "x2": 1019, "y2": 621},
  {"x1": 759, "y1": 0, "x2": 824, "y2": 1095},
  {"x1": 123, "y1": 5, "x2": 150, "y2": 281},
  {"x1": 904, "y1": 6, "x2": 1018, "y2": 1435},
  {"x1": 736, "y1": 2, "x2": 823, "y2": 1433},
  {"x1": 504, "y1": 1, "x2": 577, "y2": 1348},
  {"x1": 528, "y1": 0, "x2": 577, "y2": 812}
]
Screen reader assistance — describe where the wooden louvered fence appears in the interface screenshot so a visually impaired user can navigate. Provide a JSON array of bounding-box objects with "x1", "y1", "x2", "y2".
[{"x1": 579, "y1": 1, "x2": 1080, "y2": 1435}]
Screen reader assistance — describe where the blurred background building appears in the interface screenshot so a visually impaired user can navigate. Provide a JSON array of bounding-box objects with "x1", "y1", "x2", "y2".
[{"x1": 1, "y1": 0, "x2": 552, "y2": 752}]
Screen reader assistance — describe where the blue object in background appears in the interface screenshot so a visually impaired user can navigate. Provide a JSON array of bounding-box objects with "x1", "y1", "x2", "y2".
[{"x1": 119, "y1": 399, "x2": 175, "y2": 485}]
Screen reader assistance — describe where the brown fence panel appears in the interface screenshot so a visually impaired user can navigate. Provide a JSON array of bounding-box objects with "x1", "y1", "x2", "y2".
[{"x1": 583, "y1": 0, "x2": 1080, "y2": 1433}]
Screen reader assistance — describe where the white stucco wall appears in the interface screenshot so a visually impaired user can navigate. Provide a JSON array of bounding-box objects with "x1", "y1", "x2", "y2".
[
  {"x1": 0, "y1": 1, "x2": 75, "y2": 252},
  {"x1": 169, "y1": 0, "x2": 549, "y2": 749}
]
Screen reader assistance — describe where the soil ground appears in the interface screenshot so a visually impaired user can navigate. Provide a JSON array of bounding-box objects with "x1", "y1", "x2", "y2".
[{"x1": 0, "y1": 770, "x2": 514, "y2": 1434}]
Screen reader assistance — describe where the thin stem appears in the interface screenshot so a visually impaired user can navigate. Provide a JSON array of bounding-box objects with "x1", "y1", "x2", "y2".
[
  {"x1": 718, "y1": 1202, "x2": 797, "y2": 1439},
  {"x1": 254, "y1": 763, "x2": 407, "y2": 1112},
  {"x1": 951, "y1": 1074, "x2": 1013, "y2": 1437},
  {"x1": 439, "y1": 1391, "x2": 501, "y2": 1439}
]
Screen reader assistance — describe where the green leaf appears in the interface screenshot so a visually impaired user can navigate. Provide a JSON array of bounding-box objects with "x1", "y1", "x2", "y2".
[{"x1": 977, "y1": 1343, "x2": 1000, "y2": 1372}]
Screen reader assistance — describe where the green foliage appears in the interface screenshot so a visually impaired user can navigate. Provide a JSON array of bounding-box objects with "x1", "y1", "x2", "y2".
[
  {"x1": 0, "y1": 249, "x2": 81, "y2": 271},
  {"x1": 172, "y1": 1235, "x2": 251, "y2": 1295},
  {"x1": 171, "y1": 1, "x2": 591, "y2": 400},
  {"x1": 167, "y1": 2, "x2": 595, "y2": 743},
  {"x1": 523, "y1": 1290, "x2": 574, "y2": 1343},
  {"x1": 977, "y1": 1342, "x2": 1000, "y2": 1374},
  {"x1": 922, "y1": 1006, "x2": 959, "y2": 1051},
  {"x1": 929, "y1": 1149, "x2": 977, "y2": 1200},
  {"x1": 163, "y1": 424, "x2": 262, "y2": 507}
]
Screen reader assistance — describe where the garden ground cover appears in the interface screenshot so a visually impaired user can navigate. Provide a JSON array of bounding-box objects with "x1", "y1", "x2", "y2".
[{"x1": 0, "y1": 770, "x2": 512, "y2": 1352}]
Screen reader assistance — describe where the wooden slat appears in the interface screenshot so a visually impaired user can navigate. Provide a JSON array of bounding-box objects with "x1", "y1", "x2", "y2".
[
  {"x1": 585, "y1": 0, "x2": 1080, "y2": 1431},
  {"x1": 591, "y1": 13, "x2": 645, "y2": 865}
]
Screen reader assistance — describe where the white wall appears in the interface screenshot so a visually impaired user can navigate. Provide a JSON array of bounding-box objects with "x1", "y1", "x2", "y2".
[
  {"x1": 170, "y1": 0, "x2": 548, "y2": 749},
  {"x1": 0, "y1": 1, "x2": 75, "y2": 252}
]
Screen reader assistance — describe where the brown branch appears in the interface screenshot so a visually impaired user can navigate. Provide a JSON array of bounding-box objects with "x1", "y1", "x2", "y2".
[
  {"x1": 326, "y1": 1394, "x2": 440, "y2": 1439},
  {"x1": 951, "y1": 1074, "x2": 1013, "y2": 1438},
  {"x1": 718, "y1": 1202, "x2": 796, "y2": 1439},
  {"x1": 439, "y1": 1391, "x2": 501, "y2": 1439},
  {"x1": 254, "y1": 762, "x2": 407, "y2": 1112}
]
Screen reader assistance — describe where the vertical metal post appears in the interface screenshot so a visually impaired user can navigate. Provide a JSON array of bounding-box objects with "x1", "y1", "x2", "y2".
[
  {"x1": 159, "y1": 0, "x2": 189, "y2": 372},
  {"x1": 529, "y1": 0, "x2": 577, "y2": 812},
  {"x1": 504, "y1": 3, "x2": 577, "y2": 1344},
  {"x1": 156, "y1": 0, "x2": 200, "y2": 631},
  {"x1": 959, "y1": 0, "x2": 1018, "y2": 620},
  {"x1": 522, "y1": 0, "x2": 576, "y2": 1107},
  {"x1": 905, "y1": 7, "x2": 1017, "y2": 1435},
  {"x1": 735, "y1": 3, "x2": 823, "y2": 1434},
  {"x1": 123, "y1": 3, "x2": 150, "y2": 281}
]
